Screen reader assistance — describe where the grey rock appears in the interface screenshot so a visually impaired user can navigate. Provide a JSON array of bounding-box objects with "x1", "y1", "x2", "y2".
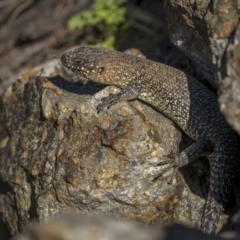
[
  {"x1": 15, "y1": 213, "x2": 225, "y2": 240},
  {"x1": 218, "y1": 24, "x2": 240, "y2": 134}
]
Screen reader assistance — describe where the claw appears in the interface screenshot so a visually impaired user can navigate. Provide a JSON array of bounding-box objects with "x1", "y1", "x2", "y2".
[
  {"x1": 155, "y1": 150, "x2": 179, "y2": 184},
  {"x1": 152, "y1": 153, "x2": 179, "y2": 183},
  {"x1": 97, "y1": 93, "x2": 121, "y2": 112}
]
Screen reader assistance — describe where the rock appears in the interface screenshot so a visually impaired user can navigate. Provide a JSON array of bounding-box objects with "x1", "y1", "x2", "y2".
[
  {"x1": 0, "y1": 59, "x2": 210, "y2": 236},
  {"x1": 15, "y1": 213, "x2": 225, "y2": 240},
  {"x1": 15, "y1": 214, "x2": 164, "y2": 240},
  {"x1": 218, "y1": 24, "x2": 240, "y2": 135}
]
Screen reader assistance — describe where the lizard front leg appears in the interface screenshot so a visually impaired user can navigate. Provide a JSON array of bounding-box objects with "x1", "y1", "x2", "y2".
[{"x1": 97, "y1": 83, "x2": 141, "y2": 111}]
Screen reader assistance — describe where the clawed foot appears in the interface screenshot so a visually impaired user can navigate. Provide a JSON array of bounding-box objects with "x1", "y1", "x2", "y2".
[
  {"x1": 152, "y1": 150, "x2": 179, "y2": 184},
  {"x1": 97, "y1": 93, "x2": 121, "y2": 112}
]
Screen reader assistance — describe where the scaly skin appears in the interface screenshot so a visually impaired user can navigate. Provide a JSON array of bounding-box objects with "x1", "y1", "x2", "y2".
[{"x1": 61, "y1": 47, "x2": 239, "y2": 235}]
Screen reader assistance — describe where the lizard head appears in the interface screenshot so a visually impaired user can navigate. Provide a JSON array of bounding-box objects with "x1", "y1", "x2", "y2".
[
  {"x1": 61, "y1": 47, "x2": 140, "y2": 87},
  {"x1": 61, "y1": 47, "x2": 107, "y2": 79}
]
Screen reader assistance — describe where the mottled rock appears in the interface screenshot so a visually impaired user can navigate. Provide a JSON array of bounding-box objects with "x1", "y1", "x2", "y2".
[
  {"x1": 15, "y1": 214, "x2": 163, "y2": 240},
  {"x1": 0, "y1": 60, "x2": 211, "y2": 236},
  {"x1": 15, "y1": 214, "x2": 226, "y2": 240},
  {"x1": 218, "y1": 24, "x2": 240, "y2": 134}
]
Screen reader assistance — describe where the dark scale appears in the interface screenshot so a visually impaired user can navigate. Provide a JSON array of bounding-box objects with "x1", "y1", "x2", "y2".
[{"x1": 61, "y1": 47, "x2": 239, "y2": 235}]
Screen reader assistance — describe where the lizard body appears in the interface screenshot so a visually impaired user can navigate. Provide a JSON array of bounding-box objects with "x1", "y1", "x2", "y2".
[{"x1": 61, "y1": 47, "x2": 239, "y2": 235}]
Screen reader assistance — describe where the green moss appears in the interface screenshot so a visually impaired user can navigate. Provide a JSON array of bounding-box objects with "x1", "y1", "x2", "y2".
[{"x1": 68, "y1": 0, "x2": 127, "y2": 49}]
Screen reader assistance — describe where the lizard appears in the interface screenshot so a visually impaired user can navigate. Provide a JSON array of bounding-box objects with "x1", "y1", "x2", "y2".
[{"x1": 60, "y1": 46, "x2": 239, "y2": 235}]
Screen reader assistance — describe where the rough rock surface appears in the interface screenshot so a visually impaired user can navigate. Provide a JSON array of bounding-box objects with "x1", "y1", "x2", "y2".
[
  {"x1": 0, "y1": 60, "x2": 213, "y2": 236},
  {"x1": 218, "y1": 24, "x2": 240, "y2": 134},
  {"x1": 15, "y1": 214, "x2": 230, "y2": 240},
  {"x1": 166, "y1": 0, "x2": 240, "y2": 134}
]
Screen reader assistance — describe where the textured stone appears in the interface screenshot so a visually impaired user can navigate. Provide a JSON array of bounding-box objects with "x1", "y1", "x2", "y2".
[
  {"x1": 15, "y1": 214, "x2": 227, "y2": 240},
  {"x1": 218, "y1": 24, "x2": 240, "y2": 134}
]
